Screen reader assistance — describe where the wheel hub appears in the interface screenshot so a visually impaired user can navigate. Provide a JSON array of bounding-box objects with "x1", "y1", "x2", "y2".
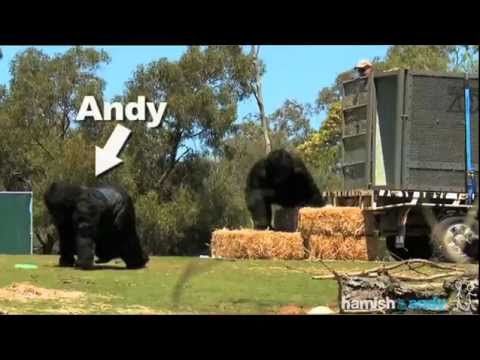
[{"x1": 447, "y1": 224, "x2": 474, "y2": 250}]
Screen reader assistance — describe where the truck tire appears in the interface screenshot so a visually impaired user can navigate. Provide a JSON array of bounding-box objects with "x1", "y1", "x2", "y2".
[{"x1": 431, "y1": 216, "x2": 479, "y2": 264}]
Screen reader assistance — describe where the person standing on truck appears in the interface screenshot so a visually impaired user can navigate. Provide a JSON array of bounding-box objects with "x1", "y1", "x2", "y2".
[
  {"x1": 353, "y1": 59, "x2": 374, "y2": 93},
  {"x1": 354, "y1": 59, "x2": 374, "y2": 78}
]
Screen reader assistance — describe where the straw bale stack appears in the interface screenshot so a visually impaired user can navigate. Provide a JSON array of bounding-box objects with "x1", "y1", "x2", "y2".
[
  {"x1": 211, "y1": 229, "x2": 305, "y2": 260},
  {"x1": 298, "y1": 207, "x2": 366, "y2": 238},
  {"x1": 298, "y1": 207, "x2": 369, "y2": 260}
]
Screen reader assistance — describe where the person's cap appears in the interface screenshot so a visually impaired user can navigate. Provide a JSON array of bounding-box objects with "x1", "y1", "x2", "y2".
[{"x1": 355, "y1": 59, "x2": 373, "y2": 69}]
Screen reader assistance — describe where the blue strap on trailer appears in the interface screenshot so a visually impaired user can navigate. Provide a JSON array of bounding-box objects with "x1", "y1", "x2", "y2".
[{"x1": 464, "y1": 74, "x2": 476, "y2": 204}]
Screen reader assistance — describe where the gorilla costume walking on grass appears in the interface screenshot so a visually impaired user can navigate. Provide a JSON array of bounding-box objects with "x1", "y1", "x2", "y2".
[
  {"x1": 44, "y1": 182, "x2": 149, "y2": 270},
  {"x1": 245, "y1": 149, "x2": 326, "y2": 230}
]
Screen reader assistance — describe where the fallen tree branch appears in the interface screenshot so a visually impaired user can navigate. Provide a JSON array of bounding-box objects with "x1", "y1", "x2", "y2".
[
  {"x1": 311, "y1": 259, "x2": 466, "y2": 280},
  {"x1": 406, "y1": 263, "x2": 431, "y2": 276},
  {"x1": 391, "y1": 271, "x2": 466, "y2": 282},
  {"x1": 316, "y1": 259, "x2": 341, "y2": 280}
]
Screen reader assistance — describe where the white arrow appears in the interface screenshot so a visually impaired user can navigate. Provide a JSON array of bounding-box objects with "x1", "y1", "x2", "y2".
[{"x1": 95, "y1": 124, "x2": 132, "y2": 177}]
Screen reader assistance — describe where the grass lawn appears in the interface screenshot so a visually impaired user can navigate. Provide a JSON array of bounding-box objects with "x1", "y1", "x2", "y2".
[{"x1": 0, "y1": 255, "x2": 473, "y2": 314}]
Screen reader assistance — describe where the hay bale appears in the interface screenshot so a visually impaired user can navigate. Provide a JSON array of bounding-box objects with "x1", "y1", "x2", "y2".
[
  {"x1": 298, "y1": 207, "x2": 366, "y2": 238},
  {"x1": 211, "y1": 229, "x2": 305, "y2": 260},
  {"x1": 308, "y1": 234, "x2": 368, "y2": 261}
]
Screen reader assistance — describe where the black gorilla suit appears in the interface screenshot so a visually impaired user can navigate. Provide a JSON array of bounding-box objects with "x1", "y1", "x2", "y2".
[
  {"x1": 245, "y1": 149, "x2": 326, "y2": 229},
  {"x1": 44, "y1": 182, "x2": 149, "y2": 270}
]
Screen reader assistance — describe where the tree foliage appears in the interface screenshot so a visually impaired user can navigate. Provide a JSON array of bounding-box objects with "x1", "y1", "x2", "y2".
[
  {"x1": 268, "y1": 99, "x2": 313, "y2": 147},
  {"x1": 116, "y1": 46, "x2": 256, "y2": 197},
  {"x1": 373, "y1": 45, "x2": 451, "y2": 72},
  {"x1": 448, "y1": 45, "x2": 479, "y2": 73},
  {"x1": 0, "y1": 47, "x2": 109, "y2": 252},
  {"x1": 296, "y1": 101, "x2": 343, "y2": 190}
]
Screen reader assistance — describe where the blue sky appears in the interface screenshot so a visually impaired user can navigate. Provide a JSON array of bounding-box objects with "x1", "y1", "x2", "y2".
[{"x1": 0, "y1": 45, "x2": 389, "y2": 129}]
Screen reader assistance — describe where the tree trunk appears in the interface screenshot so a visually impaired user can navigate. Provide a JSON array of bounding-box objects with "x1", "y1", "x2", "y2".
[
  {"x1": 250, "y1": 46, "x2": 271, "y2": 155},
  {"x1": 158, "y1": 128, "x2": 185, "y2": 188},
  {"x1": 35, "y1": 231, "x2": 57, "y2": 255}
]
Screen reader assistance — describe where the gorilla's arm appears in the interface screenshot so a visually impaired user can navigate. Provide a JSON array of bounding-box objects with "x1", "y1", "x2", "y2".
[
  {"x1": 292, "y1": 164, "x2": 326, "y2": 207},
  {"x1": 74, "y1": 231, "x2": 95, "y2": 269},
  {"x1": 44, "y1": 182, "x2": 83, "y2": 267},
  {"x1": 246, "y1": 189, "x2": 273, "y2": 230},
  {"x1": 72, "y1": 192, "x2": 103, "y2": 269},
  {"x1": 245, "y1": 160, "x2": 275, "y2": 229}
]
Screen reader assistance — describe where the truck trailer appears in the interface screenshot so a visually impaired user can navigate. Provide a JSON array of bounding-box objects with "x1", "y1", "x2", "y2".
[{"x1": 325, "y1": 69, "x2": 479, "y2": 263}]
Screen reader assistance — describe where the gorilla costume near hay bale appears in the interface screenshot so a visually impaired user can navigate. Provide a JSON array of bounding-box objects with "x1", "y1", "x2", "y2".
[
  {"x1": 44, "y1": 182, "x2": 149, "y2": 270},
  {"x1": 245, "y1": 149, "x2": 326, "y2": 230}
]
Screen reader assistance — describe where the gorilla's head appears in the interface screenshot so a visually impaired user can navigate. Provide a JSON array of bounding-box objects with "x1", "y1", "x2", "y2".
[{"x1": 44, "y1": 182, "x2": 83, "y2": 225}]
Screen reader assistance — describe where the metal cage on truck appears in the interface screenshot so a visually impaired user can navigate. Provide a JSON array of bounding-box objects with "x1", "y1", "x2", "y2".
[{"x1": 341, "y1": 69, "x2": 478, "y2": 192}]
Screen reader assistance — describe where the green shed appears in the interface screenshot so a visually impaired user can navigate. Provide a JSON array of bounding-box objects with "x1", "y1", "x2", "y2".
[{"x1": 0, "y1": 192, "x2": 33, "y2": 254}]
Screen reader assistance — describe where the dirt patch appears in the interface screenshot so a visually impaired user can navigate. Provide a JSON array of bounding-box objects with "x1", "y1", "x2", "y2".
[
  {"x1": 0, "y1": 283, "x2": 159, "y2": 314},
  {"x1": 47, "y1": 303, "x2": 160, "y2": 315},
  {"x1": 277, "y1": 304, "x2": 306, "y2": 315},
  {"x1": 0, "y1": 283, "x2": 85, "y2": 303},
  {"x1": 0, "y1": 303, "x2": 160, "y2": 315},
  {"x1": 31, "y1": 307, "x2": 90, "y2": 315}
]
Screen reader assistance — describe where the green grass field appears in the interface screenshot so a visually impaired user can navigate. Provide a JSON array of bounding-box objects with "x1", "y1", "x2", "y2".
[{"x1": 0, "y1": 255, "x2": 473, "y2": 314}]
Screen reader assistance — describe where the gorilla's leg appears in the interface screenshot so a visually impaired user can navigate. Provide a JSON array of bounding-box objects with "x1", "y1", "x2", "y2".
[
  {"x1": 118, "y1": 223, "x2": 149, "y2": 269},
  {"x1": 58, "y1": 226, "x2": 75, "y2": 267},
  {"x1": 246, "y1": 188, "x2": 272, "y2": 230},
  {"x1": 120, "y1": 234, "x2": 149, "y2": 269},
  {"x1": 115, "y1": 205, "x2": 149, "y2": 269},
  {"x1": 93, "y1": 229, "x2": 117, "y2": 264}
]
